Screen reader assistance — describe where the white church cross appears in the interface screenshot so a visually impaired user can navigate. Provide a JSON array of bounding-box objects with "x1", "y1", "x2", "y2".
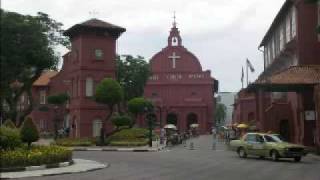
[{"x1": 168, "y1": 52, "x2": 180, "y2": 69}]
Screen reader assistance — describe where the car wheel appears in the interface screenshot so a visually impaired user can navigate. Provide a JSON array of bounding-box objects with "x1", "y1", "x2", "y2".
[
  {"x1": 294, "y1": 156, "x2": 301, "y2": 162},
  {"x1": 271, "y1": 150, "x2": 279, "y2": 161},
  {"x1": 259, "y1": 156, "x2": 265, "y2": 159},
  {"x1": 238, "y1": 147, "x2": 247, "y2": 158}
]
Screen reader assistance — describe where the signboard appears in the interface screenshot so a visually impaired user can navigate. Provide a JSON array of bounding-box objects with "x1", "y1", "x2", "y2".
[
  {"x1": 305, "y1": 111, "x2": 316, "y2": 121},
  {"x1": 149, "y1": 73, "x2": 207, "y2": 81}
]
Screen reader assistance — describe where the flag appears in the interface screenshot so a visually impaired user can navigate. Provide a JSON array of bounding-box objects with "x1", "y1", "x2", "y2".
[
  {"x1": 246, "y1": 59, "x2": 255, "y2": 72},
  {"x1": 241, "y1": 66, "x2": 244, "y2": 83}
]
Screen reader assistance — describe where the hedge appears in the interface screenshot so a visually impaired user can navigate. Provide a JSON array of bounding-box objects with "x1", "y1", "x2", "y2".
[
  {"x1": 0, "y1": 146, "x2": 72, "y2": 169},
  {"x1": 109, "y1": 139, "x2": 148, "y2": 147},
  {"x1": 55, "y1": 138, "x2": 95, "y2": 147},
  {"x1": 108, "y1": 128, "x2": 148, "y2": 141}
]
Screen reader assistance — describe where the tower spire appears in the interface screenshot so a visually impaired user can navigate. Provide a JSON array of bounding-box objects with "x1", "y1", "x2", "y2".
[{"x1": 173, "y1": 11, "x2": 177, "y2": 28}]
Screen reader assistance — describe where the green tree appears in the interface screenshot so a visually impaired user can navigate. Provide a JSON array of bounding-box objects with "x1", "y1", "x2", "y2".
[
  {"x1": 20, "y1": 117, "x2": 39, "y2": 148},
  {"x1": 111, "y1": 114, "x2": 132, "y2": 129},
  {"x1": 94, "y1": 78, "x2": 123, "y2": 142},
  {"x1": 47, "y1": 93, "x2": 69, "y2": 139},
  {"x1": 116, "y1": 55, "x2": 151, "y2": 102},
  {"x1": 0, "y1": 9, "x2": 70, "y2": 125},
  {"x1": 214, "y1": 103, "x2": 227, "y2": 127},
  {"x1": 128, "y1": 97, "x2": 153, "y2": 126}
]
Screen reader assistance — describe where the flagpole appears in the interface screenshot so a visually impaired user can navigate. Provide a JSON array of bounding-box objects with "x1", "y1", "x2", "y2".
[
  {"x1": 246, "y1": 60, "x2": 249, "y2": 87},
  {"x1": 241, "y1": 67, "x2": 244, "y2": 89}
]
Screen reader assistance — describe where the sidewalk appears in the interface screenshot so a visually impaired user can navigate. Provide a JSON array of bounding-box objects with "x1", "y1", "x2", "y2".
[
  {"x1": 0, "y1": 159, "x2": 107, "y2": 179},
  {"x1": 71, "y1": 141, "x2": 166, "y2": 152}
]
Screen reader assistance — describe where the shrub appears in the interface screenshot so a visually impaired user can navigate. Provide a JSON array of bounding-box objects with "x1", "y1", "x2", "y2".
[
  {"x1": 20, "y1": 117, "x2": 39, "y2": 148},
  {"x1": 55, "y1": 138, "x2": 94, "y2": 147},
  {"x1": 0, "y1": 146, "x2": 72, "y2": 169},
  {"x1": 0, "y1": 126, "x2": 22, "y2": 150},
  {"x1": 111, "y1": 114, "x2": 132, "y2": 128},
  {"x1": 109, "y1": 128, "x2": 148, "y2": 141},
  {"x1": 2, "y1": 119, "x2": 16, "y2": 128}
]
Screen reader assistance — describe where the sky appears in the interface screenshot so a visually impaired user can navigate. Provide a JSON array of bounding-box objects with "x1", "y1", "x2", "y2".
[{"x1": 2, "y1": 0, "x2": 286, "y2": 92}]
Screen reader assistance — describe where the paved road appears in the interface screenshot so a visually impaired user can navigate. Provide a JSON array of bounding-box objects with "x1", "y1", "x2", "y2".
[{"x1": 25, "y1": 135, "x2": 320, "y2": 180}]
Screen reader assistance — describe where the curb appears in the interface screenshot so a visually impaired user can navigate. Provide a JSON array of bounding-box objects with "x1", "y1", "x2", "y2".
[
  {"x1": 1, "y1": 159, "x2": 107, "y2": 179},
  {"x1": 72, "y1": 146, "x2": 166, "y2": 152},
  {"x1": 0, "y1": 160, "x2": 73, "y2": 173},
  {"x1": 309, "y1": 154, "x2": 320, "y2": 161}
]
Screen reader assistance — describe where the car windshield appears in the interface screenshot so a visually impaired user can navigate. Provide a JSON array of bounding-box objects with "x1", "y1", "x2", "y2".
[{"x1": 264, "y1": 135, "x2": 283, "y2": 143}]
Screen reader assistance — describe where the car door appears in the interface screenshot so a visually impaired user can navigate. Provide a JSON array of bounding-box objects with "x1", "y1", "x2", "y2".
[
  {"x1": 245, "y1": 134, "x2": 257, "y2": 155},
  {"x1": 252, "y1": 135, "x2": 266, "y2": 156}
]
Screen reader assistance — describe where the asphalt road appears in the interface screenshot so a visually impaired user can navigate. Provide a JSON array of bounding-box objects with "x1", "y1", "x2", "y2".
[{"x1": 24, "y1": 135, "x2": 320, "y2": 180}]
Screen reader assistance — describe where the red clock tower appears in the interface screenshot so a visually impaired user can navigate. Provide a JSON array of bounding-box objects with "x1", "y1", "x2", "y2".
[{"x1": 47, "y1": 19, "x2": 125, "y2": 137}]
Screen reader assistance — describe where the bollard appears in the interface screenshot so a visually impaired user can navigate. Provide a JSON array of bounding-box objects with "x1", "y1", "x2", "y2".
[
  {"x1": 212, "y1": 142, "x2": 216, "y2": 150},
  {"x1": 189, "y1": 142, "x2": 194, "y2": 150}
]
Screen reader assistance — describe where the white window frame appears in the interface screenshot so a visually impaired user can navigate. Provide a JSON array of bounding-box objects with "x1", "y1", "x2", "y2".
[
  {"x1": 85, "y1": 77, "x2": 94, "y2": 97},
  {"x1": 279, "y1": 24, "x2": 285, "y2": 51},
  {"x1": 291, "y1": 7, "x2": 297, "y2": 38},
  {"x1": 39, "y1": 90, "x2": 46, "y2": 104},
  {"x1": 286, "y1": 14, "x2": 291, "y2": 43},
  {"x1": 39, "y1": 119, "x2": 45, "y2": 130},
  {"x1": 92, "y1": 119, "x2": 102, "y2": 137},
  {"x1": 95, "y1": 49, "x2": 104, "y2": 60}
]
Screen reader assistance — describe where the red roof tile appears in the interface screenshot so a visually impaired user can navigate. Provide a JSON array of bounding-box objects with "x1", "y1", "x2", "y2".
[
  {"x1": 255, "y1": 65, "x2": 320, "y2": 85},
  {"x1": 64, "y1": 18, "x2": 126, "y2": 37},
  {"x1": 33, "y1": 71, "x2": 58, "y2": 86}
]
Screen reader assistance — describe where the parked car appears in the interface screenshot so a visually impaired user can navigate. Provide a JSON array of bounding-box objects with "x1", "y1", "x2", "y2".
[{"x1": 230, "y1": 133, "x2": 308, "y2": 162}]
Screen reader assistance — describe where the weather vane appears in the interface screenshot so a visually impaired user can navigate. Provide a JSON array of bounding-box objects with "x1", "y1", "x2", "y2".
[
  {"x1": 89, "y1": 10, "x2": 99, "y2": 18},
  {"x1": 173, "y1": 11, "x2": 177, "y2": 27}
]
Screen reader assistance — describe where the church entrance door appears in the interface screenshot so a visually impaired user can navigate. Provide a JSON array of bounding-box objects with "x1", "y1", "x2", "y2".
[
  {"x1": 279, "y1": 119, "x2": 290, "y2": 142},
  {"x1": 187, "y1": 113, "x2": 198, "y2": 129},
  {"x1": 166, "y1": 113, "x2": 178, "y2": 126}
]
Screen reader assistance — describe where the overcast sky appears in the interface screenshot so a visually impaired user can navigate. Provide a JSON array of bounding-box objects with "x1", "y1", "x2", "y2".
[{"x1": 2, "y1": 0, "x2": 286, "y2": 92}]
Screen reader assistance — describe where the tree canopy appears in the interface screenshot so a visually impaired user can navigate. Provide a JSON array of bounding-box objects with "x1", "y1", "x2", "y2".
[
  {"x1": 116, "y1": 55, "x2": 151, "y2": 101},
  {"x1": 128, "y1": 97, "x2": 153, "y2": 126},
  {"x1": 0, "y1": 9, "x2": 70, "y2": 124},
  {"x1": 95, "y1": 78, "x2": 123, "y2": 109},
  {"x1": 128, "y1": 97, "x2": 153, "y2": 116},
  {"x1": 47, "y1": 93, "x2": 69, "y2": 106}
]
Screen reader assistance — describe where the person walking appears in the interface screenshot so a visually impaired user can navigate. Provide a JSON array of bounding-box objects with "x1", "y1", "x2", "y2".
[{"x1": 212, "y1": 127, "x2": 217, "y2": 150}]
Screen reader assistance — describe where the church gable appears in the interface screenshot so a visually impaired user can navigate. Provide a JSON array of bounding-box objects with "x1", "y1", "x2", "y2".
[{"x1": 150, "y1": 18, "x2": 203, "y2": 73}]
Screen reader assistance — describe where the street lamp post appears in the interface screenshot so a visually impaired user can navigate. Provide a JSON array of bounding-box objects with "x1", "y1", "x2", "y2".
[
  {"x1": 144, "y1": 107, "x2": 154, "y2": 147},
  {"x1": 154, "y1": 106, "x2": 162, "y2": 128}
]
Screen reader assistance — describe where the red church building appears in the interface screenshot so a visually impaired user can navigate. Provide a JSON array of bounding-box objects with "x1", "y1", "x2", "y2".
[
  {"x1": 29, "y1": 19, "x2": 125, "y2": 138},
  {"x1": 143, "y1": 19, "x2": 218, "y2": 134}
]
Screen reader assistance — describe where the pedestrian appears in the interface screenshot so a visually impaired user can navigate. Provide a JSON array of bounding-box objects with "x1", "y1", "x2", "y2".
[
  {"x1": 212, "y1": 127, "x2": 217, "y2": 150},
  {"x1": 160, "y1": 128, "x2": 165, "y2": 145},
  {"x1": 182, "y1": 132, "x2": 187, "y2": 147}
]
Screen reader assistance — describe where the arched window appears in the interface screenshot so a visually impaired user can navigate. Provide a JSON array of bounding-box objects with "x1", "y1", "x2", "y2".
[
  {"x1": 171, "y1": 37, "x2": 178, "y2": 46},
  {"x1": 92, "y1": 119, "x2": 102, "y2": 137},
  {"x1": 85, "y1": 77, "x2": 94, "y2": 97}
]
